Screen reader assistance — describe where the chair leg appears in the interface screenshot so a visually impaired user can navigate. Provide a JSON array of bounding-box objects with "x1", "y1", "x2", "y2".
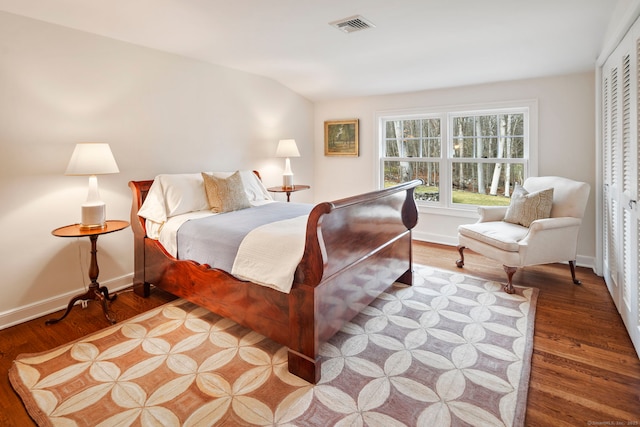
[
  {"x1": 569, "y1": 260, "x2": 581, "y2": 285},
  {"x1": 503, "y1": 266, "x2": 517, "y2": 294},
  {"x1": 456, "y1": 245, "x2": 465, "y2": 268}
]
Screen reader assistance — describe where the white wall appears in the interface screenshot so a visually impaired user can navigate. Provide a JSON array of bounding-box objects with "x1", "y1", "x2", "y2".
[
  {"x1": 313, "y1": 72, "x2": 597, "y2": 267},
  {"x1": 0, "y1": 12, "x2": 314, "y2": 328}
]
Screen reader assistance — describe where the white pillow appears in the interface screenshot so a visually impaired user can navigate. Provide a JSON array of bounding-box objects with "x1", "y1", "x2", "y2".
[
  {"x1": 137, "y1": 170, "x2": 272, "y2": 224},
  {"x1": 238, "y1": 170, "x2": 273, "y2": 202},
  {"x1": 137, "y1": 173, "x2": 209, "y2": 224},
  {"x1": 137, "y1": 179, "x2": 168, "y2": 225}
]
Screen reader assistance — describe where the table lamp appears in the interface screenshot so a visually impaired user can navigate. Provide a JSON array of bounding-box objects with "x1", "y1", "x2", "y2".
[
  {"x1": 275, "y1": 139, "x2": 300, "y2": 188},
  {"x1": 65, "y1": 143, "x2": 120, "y2": 229}
]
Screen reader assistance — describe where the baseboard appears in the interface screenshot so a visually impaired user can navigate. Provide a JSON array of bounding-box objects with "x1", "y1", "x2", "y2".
[
  {"x1": 0, "y1": 273, "x2": 133, "y2": 331},
  {"x1": 576, "y1": 254, "x2": 597, "y2": 274},
  {"x1": 413, "y1": 231, "x2": 458, "y2": 247}
]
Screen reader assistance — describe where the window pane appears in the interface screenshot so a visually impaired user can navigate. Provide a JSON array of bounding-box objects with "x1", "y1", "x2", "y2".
[
  {"x1": 384, "y1": 161, "x2": 439, "y2": 202},
  {"x1": 478, "y1": 115, "x2": 497, "y2": 136},
  {"x1": 451, "y1": 162, "x2": 525, "y2": 205},
  {"x1": 403, "y1": 139, "x2": 420, "y2": 157},
  {"x1": 423, "y1": 119, "x2": 441, "y2": 138},
  {"x1": 452, "y1": 137, "x2": 477, "y2": 158},
  {"x1": 385, "y1": 121, "x2": 401, "y2": 157},
  {"x1": 422, "y1": 118, "x2": 441, "y2": 157},
  {"x1": 507, "y1": 137, "x2": 524, "y2": 158},
  {"x1": 385, "y1": 139, "x2": 400, "y2": 157},
  {"x1": 453, "y1": 116, "x2": 475, "y2": 137},
  {"x1": 403, "y1": 120, "x2": 420, "y2": 138},
  {"x1": 422, "y1": 139, "x2": 441, "y2": 157},
  {"x1": 500, "y1": 113, "x2": 524, "y2": 136},
  {"x1": 485, "y1": 137, "x2": 499, "y2": 157},
  {"x1": 386, "y1": 120, "x2": 400, "y2": 138}
]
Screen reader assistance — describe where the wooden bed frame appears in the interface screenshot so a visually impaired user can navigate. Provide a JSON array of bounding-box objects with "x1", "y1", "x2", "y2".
[{"x1": 129, "y1": 177, "x2": 421, "y2": 383}]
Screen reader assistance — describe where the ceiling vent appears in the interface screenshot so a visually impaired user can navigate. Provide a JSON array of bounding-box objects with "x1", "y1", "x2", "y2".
[{"x1": 329, "y1": 15, "x2": 375, "y2": 34}]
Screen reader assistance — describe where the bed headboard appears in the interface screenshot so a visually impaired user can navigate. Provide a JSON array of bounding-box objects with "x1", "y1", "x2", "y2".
[
  {"x1": 135, "y1": 180, "x2": 154, "y2": 205},
  {"x1": 128, "y1": 180, "x2": 154, "y2": 238}
]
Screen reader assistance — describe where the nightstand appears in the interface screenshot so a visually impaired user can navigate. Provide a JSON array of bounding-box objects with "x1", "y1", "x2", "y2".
[
  {"x1": 46, "y1": 220, "x2": 129, "y2": 325},
  {"x1": 267, "y1": 185, "x2": 310, "y2": 202}
]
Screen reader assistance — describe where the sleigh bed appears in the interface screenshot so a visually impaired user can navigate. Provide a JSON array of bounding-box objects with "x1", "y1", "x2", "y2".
[{"x1": 129, "y1": 171, "x2": 420, "y2": 383}]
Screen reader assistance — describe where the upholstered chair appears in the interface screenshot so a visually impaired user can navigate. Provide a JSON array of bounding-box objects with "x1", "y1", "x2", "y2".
[{"x1": 456, "y1": 176, "x2": 590, "y2": 293}]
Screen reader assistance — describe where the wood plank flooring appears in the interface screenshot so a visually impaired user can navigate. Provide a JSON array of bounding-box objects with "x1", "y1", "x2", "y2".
[
  {"x1": 413, "y1": 242, "x2": 640, "y2": 426},
  {"x1": 1, "y1": 241, "x2": 639, "y2": 426}
]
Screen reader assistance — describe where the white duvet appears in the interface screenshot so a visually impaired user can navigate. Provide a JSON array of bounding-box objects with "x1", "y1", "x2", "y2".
[
  {"x1": 231, "y1": 215, "x2": 308, "y2": 293},
  {"x1": 151, "y1": 209, "x2": 308, "y2": 293}
]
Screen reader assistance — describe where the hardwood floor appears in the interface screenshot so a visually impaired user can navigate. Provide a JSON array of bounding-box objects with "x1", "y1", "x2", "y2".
[
  {"x1": 1, "y1": 241, "x2": 638, "y2": 426},
  {"x1": 414, "y1": 242, "x2": 640, "y2": 426}
]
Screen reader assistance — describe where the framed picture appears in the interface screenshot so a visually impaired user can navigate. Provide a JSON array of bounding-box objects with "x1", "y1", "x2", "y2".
[{"x1": 324, "y1": 119, "x2": 359, "y2": 157}]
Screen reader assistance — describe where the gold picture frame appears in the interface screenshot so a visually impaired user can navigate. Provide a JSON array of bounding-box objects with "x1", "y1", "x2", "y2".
[{"x1": 324, "y1": 119, "x2": 359, "y2": 157}]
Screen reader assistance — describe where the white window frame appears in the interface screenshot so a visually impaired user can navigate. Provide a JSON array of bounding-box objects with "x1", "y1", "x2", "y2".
[{"x1": 375, "y1": 100, "x2": 538, "y2": 215}]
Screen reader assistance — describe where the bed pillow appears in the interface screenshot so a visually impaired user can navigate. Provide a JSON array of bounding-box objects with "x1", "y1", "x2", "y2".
[
  {"x1": 238, "y1": 170, "x2": 273, "y2": 202},
  {"x1": 137, "y1": 179, "x2": 168, "y2": 224},
  {"x1": 137, "y1": 170, "x2": 270, "y2": 224},
  {"x1": 137, "y1": 173, "x2": 210, "y2": 224},
  {"x1": 201, "y1": 170, "x2": 272, "y2": 202},
  {"x1": 202, "y1": 171, "x2": 252, "y2": 213},
  {"x1": 503, "y1": 184, "x2": 554, "y2": 227}
]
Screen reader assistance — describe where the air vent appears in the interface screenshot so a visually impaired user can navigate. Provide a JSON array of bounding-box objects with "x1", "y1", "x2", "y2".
[{"x1": 329, "y1": 15, "x2": 375, "y2": 34}]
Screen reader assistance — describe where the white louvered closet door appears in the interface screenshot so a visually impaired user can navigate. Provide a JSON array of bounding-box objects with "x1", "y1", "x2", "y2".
[{"x1": 601, "y1": 17, "x2": 640, "y2": 356}]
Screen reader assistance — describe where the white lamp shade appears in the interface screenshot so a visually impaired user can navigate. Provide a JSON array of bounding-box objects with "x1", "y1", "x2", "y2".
[
  {"x1": 275, "y1": 139, "x2": 300, "y2": 158},
  {"x1": 65, "y1": 143, "x2": 120, "y2": 175}
]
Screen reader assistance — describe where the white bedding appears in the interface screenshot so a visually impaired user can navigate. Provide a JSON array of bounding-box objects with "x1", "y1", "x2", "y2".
[
  {"x1": 154, "y1": 211, "x2": 213, "y2": 257},
  {"x1": 231, "y1": 215, "x2": 308, "y2": 293},
  {"x1": 139, "y1": 170, "x2": 273, "y2": 243},
  {"x1": 137, "y1": 170, "x2": 305, "y2": 293},
  {"x1": 151, "y1": 200, "x2": 275, "y2": 257},
  {"x1": 151, "y1": 203, "x2": 306, "y2": 294}
]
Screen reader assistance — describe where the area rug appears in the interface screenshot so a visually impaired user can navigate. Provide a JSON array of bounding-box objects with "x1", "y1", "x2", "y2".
[{"x1": 10, "y1": 266, "x2": 538, "y2": 426}]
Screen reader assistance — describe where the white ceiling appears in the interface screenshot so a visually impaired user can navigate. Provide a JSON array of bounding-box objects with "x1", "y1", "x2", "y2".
[{"x1": 0, "y1": 0, "x2": 619, "y2": 101}]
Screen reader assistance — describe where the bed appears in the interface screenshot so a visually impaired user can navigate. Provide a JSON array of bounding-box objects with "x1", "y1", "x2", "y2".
[{"x1": 129, "y1": 171, "x2": 421, "y2": 383}]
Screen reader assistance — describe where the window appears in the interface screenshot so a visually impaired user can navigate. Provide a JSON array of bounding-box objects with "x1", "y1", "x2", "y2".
[
  {"x1": 378, "y1": 102, "x2": 535, "y2": 209},
  {"x1": 383, "y1": 117, "x2": 442, "y2": 202}
]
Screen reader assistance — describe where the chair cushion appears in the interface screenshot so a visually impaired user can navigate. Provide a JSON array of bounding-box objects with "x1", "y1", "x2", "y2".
[
  {"x1": 504, "y1": 184, "x2": 553, "y2": 227},
  {"x1": 458, "y1": 221, "x2": 529, "y2": 252}
]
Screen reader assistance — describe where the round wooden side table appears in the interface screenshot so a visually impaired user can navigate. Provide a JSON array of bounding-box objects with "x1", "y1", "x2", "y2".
[
  {"x1": 267, "y1": 185, "x2": 310, "y2": 202},
  {"x1": 46, "y1": 220, "x2": 129, "y2": 325}
]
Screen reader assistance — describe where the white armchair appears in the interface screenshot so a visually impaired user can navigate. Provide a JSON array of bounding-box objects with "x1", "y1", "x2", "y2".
[{"x1": 456, "y1": 176, "x2": 590, "y2": 293}]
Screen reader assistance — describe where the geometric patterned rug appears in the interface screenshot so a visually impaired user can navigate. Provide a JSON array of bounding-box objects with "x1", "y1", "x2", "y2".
[{"x1": 9, "y1": 266, "x2": 537, "y2": 426}]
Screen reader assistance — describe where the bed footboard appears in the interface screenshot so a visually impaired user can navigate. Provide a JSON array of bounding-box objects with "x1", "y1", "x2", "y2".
[{"x1": 288, "y1": 179, "x2": 421, "y2": 382}]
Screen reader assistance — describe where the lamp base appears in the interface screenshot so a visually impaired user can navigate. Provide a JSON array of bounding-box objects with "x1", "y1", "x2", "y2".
[
  {"x1": 283, "y1": 174, "x2": 294, "y2": 189},
  {"x1": 81, "y1": 203, "x2": 106, "y2": 230}
]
